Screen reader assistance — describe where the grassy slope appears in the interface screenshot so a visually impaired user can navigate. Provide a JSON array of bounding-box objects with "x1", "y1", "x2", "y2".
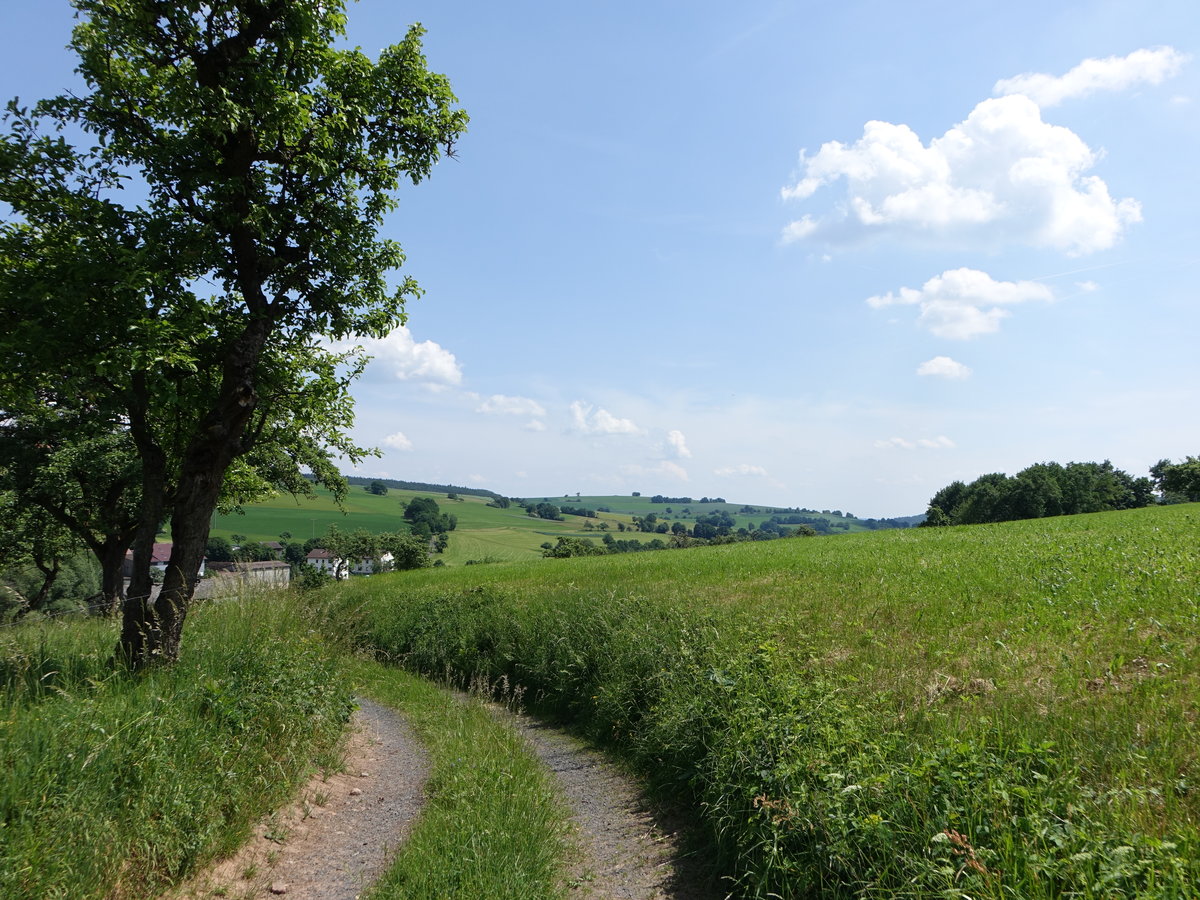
[
  {"x1": 327, "y1": 503, "x2": 1200, "y2": 898},
  {"x1": 0, "y1": 595, "x2": 351, "y2": 900},
  {"x1": 526, "y1": 493, "x2": 876, "y2": 532},
  {"x1": 351, "y1": 660, "x2": 571, "y2": 899},
  {"x1": 212, "y1": 488, "x2": 665, "y2": 565}
]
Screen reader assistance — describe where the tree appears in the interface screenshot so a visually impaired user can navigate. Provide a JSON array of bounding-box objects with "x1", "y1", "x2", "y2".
[
  {"x1": 1151, "y1": 457, "x2": 1200, "y2": 503},
  {"x1": 542, "y1": 536, "x2": 605, "y2": 558},
  {"x1": 0, "y1": 1, "x2": 466, "y2": 667},
  {"x1": 404, "y1": 496, "x2": 456, "y2": 533},
  {"x1": 0, "y1": 491, "x2": 85, "y2": 618},
  {"x1": 205, "y1": 536, "x2": 234, "y2": 562},
  {"x1": 366, "y1": 480, "x2": 389, "y2": 495},
  {"x1": 0, "y1": 414, "x2": 142, "y2": 613}
]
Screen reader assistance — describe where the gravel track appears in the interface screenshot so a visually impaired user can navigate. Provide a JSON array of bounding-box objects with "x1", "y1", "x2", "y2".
[
  {"x1": 505, "y1": 712, "x2": 725, "y2": 900},
  {"x1": 170, "y1": 697, "x2": 428, "y2": 900},
  {"x1": 173, "y1": 693, "x2": 722, "y2": 900}
]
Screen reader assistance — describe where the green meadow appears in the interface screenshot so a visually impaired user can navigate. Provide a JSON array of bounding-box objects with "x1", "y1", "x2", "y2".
[
  {"x1": 211, "y1": 488, "x2": 671, "y2": 564},
  {"x1": 0, "y1": 595, "x2": 351, "y2": 899},
  {"x1": 528, "y1": 492, "x2": 885, "y2": 532},
  {"x1": 326, "y1": 502, "x2": 1200, "y2": 899}
]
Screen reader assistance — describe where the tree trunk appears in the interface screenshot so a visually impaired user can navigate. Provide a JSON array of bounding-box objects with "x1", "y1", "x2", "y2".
[
  {"x1": 117, "y1": 323, "x2": 267, "y2": 668},
  {"x1": 116, "y1": 426, "x2": 170, "y2": 668},
  {"x1": 97, "y1": 538, "x2": 128, "y2": 617},
  {"x1": 14, "y1": 558, "x2": 60, "y2": 619}
]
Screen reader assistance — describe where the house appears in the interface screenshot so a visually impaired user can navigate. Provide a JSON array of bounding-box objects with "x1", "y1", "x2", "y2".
[
  {"x1": 349, "y1": 551, "x2": 393, "y2": 576},
  {"x1": 123, "y1": 542, "x2": 206, "y2": 579},
  {"x1": 262, "y1": 541, "x2": 285, "y2": 559},
  {"x1": 207, "y1": 560, "x2": 291, "y2": 591},
  {"x1": 305, "y1": 548, "x2": 394, "y2": 579},
  {"x1": 305, "y1": 548, "x2": 341, "y2": 576}
]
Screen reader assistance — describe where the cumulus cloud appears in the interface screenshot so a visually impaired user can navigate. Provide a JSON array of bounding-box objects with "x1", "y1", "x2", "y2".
[
  {"x1": 994, "y1": 47, "x2": 1187, "y2": 107},
  {"x1": 477, "y1": 394, "x2": 547, "y2": 417},
  {"x1": 339, "y1": 326, "x2": 463, "y2": 386},
  {"x1": 570, "y1": 401, "x2": 641, "y2": 435},
  {"x1": 867, "y1": 268, "x2": 1055, "y2": 339},
  {"x1": 666, "y1": 429, "x2": 692, "y2": 459},
  {"x1": 524, "y1": 419, "x2": 547, "y2": 432},
  {"x1": 917, "y1": 356, "x2": 972, "y2": 379},
  {"x1": 714, "y1": 464, "x2": 769, "y2": 477},
  {"x1": 875, "y1": 436, "x2": 956, "y2": 450},
  {"x1": 781, "y1": 94, "x2": 1141, "y2": 254},
  {"x1": 382, "y1": 431, "x2": 413, "y2": 451}
]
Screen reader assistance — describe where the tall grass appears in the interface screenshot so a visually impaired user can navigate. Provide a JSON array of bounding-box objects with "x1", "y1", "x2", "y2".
[
  {"x1": 323, "y1": 504, "x2": 1200, "y2": 898},
  {"x1": 351, "y1": 659, "x2": 571, "y2": 899},
  {"x1": 0, "y1": 593, "x2": 352, "y2": 899}
]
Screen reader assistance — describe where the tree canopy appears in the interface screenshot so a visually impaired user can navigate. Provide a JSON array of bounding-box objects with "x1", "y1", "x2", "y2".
[
  {"x1": 921, "y1": 460, "x2": 1154, "y2": 527},
  {"x1": 0, "y1": 0, "x2": 466, "y2": 665},
  {"x1": 1151, "y1": 456, "x2": 1200, "y2": 503}
]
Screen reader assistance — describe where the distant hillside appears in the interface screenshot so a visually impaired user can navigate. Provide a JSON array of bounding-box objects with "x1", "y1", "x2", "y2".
[
  {"x1": 519, "y1": 493, "x2": 920, "y2": 534},
  {"x1": 341, "y1": 475, "x2": 501, "y2": 500}
]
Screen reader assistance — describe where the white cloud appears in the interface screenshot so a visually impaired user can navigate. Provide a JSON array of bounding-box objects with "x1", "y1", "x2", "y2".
[
  {"x1": 382, "y1": 431, "x2": 413, "y2": 451},
  {"x1": 340, "y1": 326, "x2": 463, "y2": 385},
  {"x1": 714, "y1": 463, "x2": 769, "y2": 477},
  {"x1": 477, "y1": 394, "x2": 547, "y2": 417},
  {"x1": 524, "y1": 419, "x2": 547, "y2": 432},
  {"x1": 918, "y1": 435, "x2": 956, "y2": 449},
  {"x1": 620, "y1": 461, "x2": 690, "y2": 482},
  {"x1": 660, "y1": 461, "x2": 689, "y2": 481},
  {"x1": 666, "y1": 429, "x2": 692, "y2": 459},
  {"x1": 875, "y1": 435, "x2": 955, "y2": 450},
  {"x1": 867, "y1": 268, "x2": 1055, "y2": 339},
  {"x1": 917, "y1": 356, "x2": 972, "y2": 379},
  {"x1": 781, "y1": 94, "x2": 1141, "y2": 254},
  {"x1": 570, "y1": 401, "x2": 641, "y2": 435},
  {"x1": 468, "y1": 473, "x2": 486, "y2": 484},
  {"x1": 994, "y1": 47, "x2": 1187, "y2": 107},
  {"x1": 1076, "y1": 280, "x2": 1099, "y2": 293}
]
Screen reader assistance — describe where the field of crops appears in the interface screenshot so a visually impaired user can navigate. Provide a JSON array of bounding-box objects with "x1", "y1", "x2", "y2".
[
  {"x1": 209, "y1": 487, "x2": 688, "y2": 565},
  {"x1": 325, "y1": 503, "x2": 1200, "y2": 898}
]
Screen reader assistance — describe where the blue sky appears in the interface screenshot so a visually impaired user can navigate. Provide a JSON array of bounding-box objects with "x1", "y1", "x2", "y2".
[{"x1": 4, "y1": 1, "x2": 1199, "y2": 517}]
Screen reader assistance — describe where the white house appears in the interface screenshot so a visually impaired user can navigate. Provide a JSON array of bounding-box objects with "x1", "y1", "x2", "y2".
[{"x1": 306, "y1": 548, "x2": 394, "y2": 579}]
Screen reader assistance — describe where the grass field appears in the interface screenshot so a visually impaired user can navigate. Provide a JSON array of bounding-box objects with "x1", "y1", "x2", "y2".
[
  {"x1": 210, "y1": 487, "x2": 684, "y2": 565},
  {"x1": 0, "y1": 594, "x2": 351, "y2": 900},
  {"x1": 325, "y1": 503, "x2": 1200, "y2": 898},
  {"x1": 525, "y1": 493, "x2": 889, "y2": 532}
]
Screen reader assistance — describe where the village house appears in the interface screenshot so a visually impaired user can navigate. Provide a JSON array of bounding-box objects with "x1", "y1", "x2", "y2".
[
  {"x1": 206, "y1": 559, "x2": 291, "y2": 591},
  {"x1": 122, "y1": 542, "x2": 206, "y2": 579},
  {"x1": 305, "y1": 548, "x2": 394, "y2": 579}
]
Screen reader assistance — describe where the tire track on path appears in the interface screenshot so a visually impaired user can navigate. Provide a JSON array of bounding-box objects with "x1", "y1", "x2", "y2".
[
  {"x1": 171, "y1": 697, "x2": 428, "y2": 900},
  {"x1": 504, "y1": 711, "x2": 724, "y2": 900}
]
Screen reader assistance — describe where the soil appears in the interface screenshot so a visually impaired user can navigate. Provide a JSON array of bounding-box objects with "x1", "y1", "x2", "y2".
[
  {"x1": 504, "y1": 712, "x2": 726, "y2": 900},
  {"x1": 171, "y1": 694, "x2": 725, "y2": 900},
  {"x1": 168, "y1": 697, "x2": 429, "y2": 900}
]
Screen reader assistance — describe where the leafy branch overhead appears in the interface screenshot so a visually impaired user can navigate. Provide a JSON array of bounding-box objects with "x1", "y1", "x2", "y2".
[{"x1": 0, "y1": 0, "x2": 467, "y2": 665}]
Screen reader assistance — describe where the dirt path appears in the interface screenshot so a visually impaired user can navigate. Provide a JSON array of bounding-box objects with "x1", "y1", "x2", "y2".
[
  {"x1": 506, "y1": 712, "x2": 724, "y2": 900},
  {"x1": 172, "y1": 692, "x2": 722, "y2": 900},
  {"x1": 170, "y1": 697, "x2": 429, "y2": 900}
]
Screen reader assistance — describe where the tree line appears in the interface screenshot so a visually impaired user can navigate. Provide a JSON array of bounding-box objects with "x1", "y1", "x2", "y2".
[{"x1": 920, "y1": 459, "x2": 1170, "y2": 527}]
